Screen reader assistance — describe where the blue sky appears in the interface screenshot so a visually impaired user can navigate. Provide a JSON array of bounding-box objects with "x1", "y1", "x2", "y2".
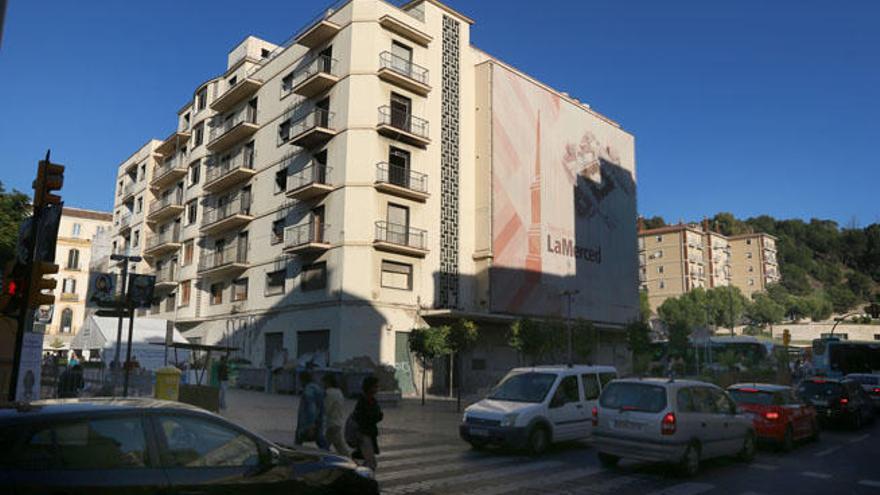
[{"x1": 1, "y1": 0, "x2": 878, "y2": 226}]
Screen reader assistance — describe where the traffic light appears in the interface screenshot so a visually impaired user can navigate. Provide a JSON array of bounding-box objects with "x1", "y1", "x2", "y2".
[
  {"x1": 27, "y1": 261, "x2": 58, "y2": 308},
  {"x1": 782, "y1": 329, "x2": 791, "y2": 347},
  {"x1": 1, "y1": 262, "x2": 28, "y2": 316},
  {"x1": 32, "y1": 159, "x2": 64, "y2": 208}
]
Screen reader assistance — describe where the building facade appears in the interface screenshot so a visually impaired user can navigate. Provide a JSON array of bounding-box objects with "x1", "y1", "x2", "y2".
[
  {"x1": 639, "y1": 223, "x2": 779, "y2": 310},
  {"x1": 110, "y1": 0, "x2": 639, "y2": 393},
  {"x1": 45, "y1": 207, "x2": 113, "y2": 349}
]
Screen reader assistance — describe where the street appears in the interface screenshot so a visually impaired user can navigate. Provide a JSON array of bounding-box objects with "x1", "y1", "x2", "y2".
[{"x1": 225, "y1": 388, "x2": 880, "y2": 495}]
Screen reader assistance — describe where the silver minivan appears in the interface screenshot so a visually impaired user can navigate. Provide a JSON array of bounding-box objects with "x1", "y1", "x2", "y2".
[{"x1": 592, "y1": 378, "x2": 755, "y2": 476}]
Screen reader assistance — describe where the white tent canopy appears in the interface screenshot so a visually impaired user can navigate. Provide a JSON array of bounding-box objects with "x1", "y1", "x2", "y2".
[{"x1": 71, "y1": 315, "x2": 190, "y2": 370}]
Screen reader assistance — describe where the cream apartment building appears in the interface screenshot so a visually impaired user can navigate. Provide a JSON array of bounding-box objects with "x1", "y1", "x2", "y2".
[
  {"x1": 111, "y1": 0, "x2": 639, "y2": 393},
  {"x1": 111, "y1": 140, "x2": 163, "y2": 277},
  {"x1": 729, "y1": 232, "x2": 779, "y2": 298},
  {"x1": 45, "y1": 207, "x2": 113, "y2": 349}
]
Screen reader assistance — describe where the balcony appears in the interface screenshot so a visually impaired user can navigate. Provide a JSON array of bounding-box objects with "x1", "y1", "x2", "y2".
[
  {"x1": 377, "y1": 106, "x2": 430, "y2": 147},
  {"x1": 379, "y1": 15, "x2": 432, "y2": 47},
  {"x1": 198, "y1": 244, "x2": 249, "y2": 277},
  {"x1": 374, "y1": 221, "x2": 428, "y2": 257},
  {"x1": 288, "y1": 108, "x2": 337, "y2": 149},
  {"x1": 117, "y1": 213, "x2": 133, "y2": 233},
  {"x1": 121, "y1": 182, "x2": 137, "y2": 202},
  {"x1": 378, "y1": 51, "x2": 430, "y2": 96},
  {"x1": 147, "y1": 194, "x2": 184, "y2": 223},
  {"x1": 296, "y1": 19, "x2": 341, "y2": 48},
  {"x1": 283, "y1": 222, "x2": 331, "y2": 255},
  {"x1": 207, "y1": 106, "x2": 259, "y2": 152},
  {"x1": 290, "y1": 55, "x2": 339, "y2": 98},
  {"x1": 155, "y1": 264, "x2": 178, "y2": 289},
  {"x1": 286, "y1": 163, "x2": 333, "y2": 201},
  {"x1": 374, "y1": 162, "x2": 428, "y2": 202},
  {"x1": 211, "y1": 77, "x2": 264, "y2": 114},
  {"x1": 203, "y1": 149, "x2": 256, "y2": 193},
  {"x1": 150, "y1": 156, "x2": 187, "y2": 190},
  {"x1": 155, "y1": 130, "x2": 192, "y2": 156},
  {"x1": 60, "y1": 292, "x2": 79, "y2": 302},
  {"x1": 200, "y1": 195, "x2": 253, "y2": 236},
  {"x1": 143, "y1": 229, "x2": 182, "y2": 258}
]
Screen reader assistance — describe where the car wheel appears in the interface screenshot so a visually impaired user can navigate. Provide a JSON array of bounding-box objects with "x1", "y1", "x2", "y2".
[
  {"x1": 781, "y1": 425, "x2": 794, "y2": 452},
  {"x1": 739, "y1": 432, "x2": 756, "y2": 462},
  {"x1": 678, "y1": 442, "x2": 700, "y2": 477},
  {"x1": 469, "y1": 440, "x2": 488, "y2": 451},
  {"x1": 598, "y1": 452, "x2": 620, "y2": 468},
  {"x1": 528, "y1": 426, "x2": 549, "y2": 456}
]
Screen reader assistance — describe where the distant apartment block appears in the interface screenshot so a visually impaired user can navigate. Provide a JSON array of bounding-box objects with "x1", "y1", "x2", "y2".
[
  {"x1": 639, "y1": 221, "x2": 779, "y2": 310},
  {"x1": 107, "y1": 0, "x2": 639, "y2": 392}
]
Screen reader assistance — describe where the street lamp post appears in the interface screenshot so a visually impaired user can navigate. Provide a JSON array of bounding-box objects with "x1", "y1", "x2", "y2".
[
  {"x1": 560, "y1": 289, "x2": 580, "y2": 366},
  {"x1": 110, "y1": 253, "x2": 141, "y2": 394}
]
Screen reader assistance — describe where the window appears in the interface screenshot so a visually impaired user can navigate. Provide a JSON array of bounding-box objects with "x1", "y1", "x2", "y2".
[
  {"x1": 656, "y1": 235, "x2": 662, "y2": 242},
  {"x1": 11, "y1": 417, "x2": 147, "y2": 470},
  {"x1": 197, "y1": 87, "x2": 207, "y2": 110},
  {"x1": 139, "y1": 163, "x2": 146, "y2": 181},
  {"x1": 388, "y1": 147, "x2": 411, "y2": 187},
  {"x1": 176, "y1": 280, "x2": 191, "y2": 307},
  {"x1": 165, "y1": 293, "x2": 176, "y2": 313},
  {"x1": 582, "y1": 373, "x2": 600, "y2": 400},
  {"x1": 659, "y1": 279, "x2": 665, "y2": 289},
  {"x1": 281, "y1": 72, "x2": 294, "y2": 93},
  {"x1": 210, "y1": 283, "x2": 223, "y2": 305},
  {"x1": 67, "y1": 249, "x2": 80, "y2": 270},
  {"x1": 266, "y1": 269, "x2": 285, "y2": 295},
  {"x1": 71, "y1": 223, "x2": 82, "y2": 237},
  {"x1": 747, "y1": 252, "x2": 753, "y2": 259},
  {"x1": 386, "y1": 203, "x2": 410, "y2": 244},
  {"x1": 301, "y1": 262, "x2": 326, "y2": 291},
  {"x1": 189, "y1": 160, "x2": 201, "y2": 186},
  {"x1": 657, "y1": 265, "x2": 664, "y2": 274},
  {"x1": 391, "y1": 40, "x2": 413, "y2": 64},
  {"x1": 194, "y1": 122, "x2": 204, "y2": 147},
  {"x1": 157, "y1": 416, "x2": 259, "y2": 468},
  {"x1": 232, "y1": 278, "x2": 248, "y2": 302},
  {"x1": 118, "y1": 180, "x2": 123, "y2": 196},
  {"x1": 550, "y1": 375, "x2": 579, "y2": 407},
  {"x1": 748, "y1": 278, "x2": 755, "y2": 286},
  {"x1": 133, "y1": 229, "x2": 140, "y2": 247},
  {"x1": 746, "y1": 239, "x2": 753, "y2": 245},
  {"x1": 183, "y1": 240, "x2": 194, "y2": 265},
  {"x1": 271, "y1": 219, "x2": 285, "y2": 245},
  {"x1": 278, "y1": 119, "x2": 291, "y2": 143},
  {"x1": 186, "y1": 200, "x2": 198, "y2": 225},
  {"x1": 227, "y1": 75, "x2": 237, "y2": 87},
  {"x1": 874, "y1": 334, "x2": 880, "y2": 341},
  {"x1": 381, "y1": 261, "x2": 412, "y2": 290},
  {"x1": 748, "y1": 266, "x2": 754, "y2": 273},
  {"x1": 261, "y1": 48, "x2": 270, "y2": 58},
  {"x1": 274, "y1": 167, "x2": 287, "y2": 194},
  {"x1": 60, "y1": 308, "x2": 73, "y2": 333},
  {"x1": 136, "y1": 196, "x2": 143, "y2": 213},
  {"x1": 183, "y1": 112, "x2": 191, "y2": 128},
  {"x1": 390, "y1": 93, "x2": 412, "y2": 131},
  {"x1": 62, "y1": 278, "x2": 77, "y2": 294}
]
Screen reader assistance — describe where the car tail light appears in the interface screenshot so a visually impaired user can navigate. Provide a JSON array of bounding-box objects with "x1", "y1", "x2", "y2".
[
  {"x1": 661, "y1": 412, "x2": 676, "y2": 435},
  {"x1": 764, "y1": 411, "x2": 780, "y2": 420},
  {"x1": 739, "y1": 387, "x2": 759, "y2": 393},
  {"x1": 840, "y1": 397, "x2": 849, "y2": 406},
  {"x1": 591, "y1": 406, "x2": 598, "y2": 427},
  {"x1": 872, "y1": 388, "x2": 880, "y2": 394},
  {"x1": 812, "y1": 379, "x2": 827, "y2": 384}
]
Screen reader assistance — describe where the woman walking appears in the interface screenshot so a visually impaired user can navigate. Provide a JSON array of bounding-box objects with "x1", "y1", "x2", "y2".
[
  {"x1": 322, "y1": 374, "x2": 348, "y2": 456},
  {"x1": 353, "y1": 376, "x2": 383, "y2": 472},
  {"x1": 295, "y1": 370, "x2": 328, "y2": 449}
]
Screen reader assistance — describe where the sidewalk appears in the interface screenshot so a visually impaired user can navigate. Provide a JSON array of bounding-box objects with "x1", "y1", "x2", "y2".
[{"x1": 222, "y1": 387, "x2": 471, "y2": 446}]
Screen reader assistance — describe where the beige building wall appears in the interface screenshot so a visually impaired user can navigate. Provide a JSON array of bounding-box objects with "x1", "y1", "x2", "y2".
[
  {"x1": 45, "y1": 207, "x2": 112, "y2": 348},
  {"x1": 639, "y1": 225, "x2": 706, "y2": 311},
  {"x1": 705, "y1": 231, "x2": 731, "y2": 288},
  {"x1": 729, "y1": 233, "x2": 779, "y2": 299}
]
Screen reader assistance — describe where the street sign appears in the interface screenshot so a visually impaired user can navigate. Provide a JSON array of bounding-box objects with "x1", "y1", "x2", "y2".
[
  {"x1": 15, "y1": 332, "x2": 43, "y2": 402},
  {"x1": 90, "y1": 272, "x2": 118, "y2": 307},
  {"x1": 128, "y1": 274, "x2": 156, "y2": 309},
  {"x1": 35, "y1": 305, "x2": 54, "y2": 324}
]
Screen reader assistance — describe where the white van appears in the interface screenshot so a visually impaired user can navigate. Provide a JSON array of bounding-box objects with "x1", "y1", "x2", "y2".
[{"x1": 459, "y1": 365, "x2": 617, "y2": 454}]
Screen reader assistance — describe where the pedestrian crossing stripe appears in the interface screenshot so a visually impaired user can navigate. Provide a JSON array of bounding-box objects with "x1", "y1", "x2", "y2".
[
  {"x1": 378, "y1": 454, "x2": 521, "y2": 483},
  {"x1": 643, "y1": 482, "x2": 715, "y2": 495},
  {"x1": 381, "y1": 450, "x2": 480, "y2": 469},
  {"x1": 465, "y1": 466, "x2": 605, "y2": 495},
  {"x1": 379, "y1": 443, "x2": 462, "y2": 461},
  {"x1": 382, "y1": 460, "x2": 565, "y2": 495}
]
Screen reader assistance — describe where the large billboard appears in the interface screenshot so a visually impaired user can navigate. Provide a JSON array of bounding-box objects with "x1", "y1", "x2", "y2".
[{"x1": 489, "y1": 63, "x2": 638, "y2": 325}]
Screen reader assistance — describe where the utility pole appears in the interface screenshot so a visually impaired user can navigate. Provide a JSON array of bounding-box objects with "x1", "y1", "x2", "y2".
[
  {"x1": 110, "y1": 253, "x2": 140, "y2": 395},
  {"x1": 561, "y1": 289, "x2": 580, "y2": 366}
]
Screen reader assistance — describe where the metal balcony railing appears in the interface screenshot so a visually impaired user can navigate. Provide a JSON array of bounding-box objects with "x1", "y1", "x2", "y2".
[
  {"x1": 379, "y1": 51, "x2": 429, "y2": 85},
  {"x1": 286, "y1": 54, "x2": 338, "y2": 93},
  {"x1": 376, "y1": 162, "x2": 427, "y2": 193},
  {"x1": 199, "y1": 243, "x2": 248, "y2": 272},
  {"x1": 288, "y1": 163, "x2": 331, "y2": 190},
  {"x1": 117, "y1": 213, "x2": 132, "y2": 229},
  {"x1": 202, "y1": 194, "x2": 252, "y2": 227},
  {"x1": 146, "y1": 228, "x2": 181, "y2": 250},
  {"x1": 290, "y1": 107, "x2": 334, "y2": 136},
  {"x1": 378, "y1": 106, "x2": 428, "y2": 138},
  {"x1": 152, "y1": 156, "x2": 185, "y2": 182},
  {"x1": 205, "y1": 148, "x2": 255, "y2": 185},
  {"x1": 157, "y1": 263, "x2": 177, "y2": 283},
  {"x1": 148, "y1": 193, "x2": 183, "y2": 215},
  {"x1": 375, "y1": 221, "x2": 427, "y2": 250},
  {"x1": 122, "y1": 182, "x2": 137, "y2": 198},
  {"x1": 209, "y1": 106, "x2": 258, "y2": 143},
  {"x1": 284, "y1": 221, "x2": 329, "y2": 247}
]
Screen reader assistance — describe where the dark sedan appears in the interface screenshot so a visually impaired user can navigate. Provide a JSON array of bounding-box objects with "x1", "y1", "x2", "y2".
[{"x1": 0, "y1": 398, "x2": 378, "y2": 495}]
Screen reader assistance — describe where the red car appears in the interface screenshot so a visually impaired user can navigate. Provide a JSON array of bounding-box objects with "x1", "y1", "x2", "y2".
[{"x1": 727, "y1": 383, "x2": 820, "y2": 451}]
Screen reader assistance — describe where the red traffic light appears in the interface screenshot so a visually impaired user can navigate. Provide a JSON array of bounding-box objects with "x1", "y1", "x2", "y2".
[{"x1": 7, "y1": 280, "x2": 17, "y2": 295}]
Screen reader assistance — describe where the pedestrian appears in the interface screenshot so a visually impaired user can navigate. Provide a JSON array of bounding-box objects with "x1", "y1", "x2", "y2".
[
  {"x1": 295, "y1": 370, "x2": 328, "y2": 449},
  {"x1": 57, "y1": 364, "x2": 84, "y2": 399},
  {"x1": 352, "y1": 376, "x2": 383, "y2": 472},
  {"x1": 68, "y1": 352, "x2": 79, "y2": 368},
  {"x1": 217, "y1": 355, "x2": 229, "y2": 411},
  {"x1": 322, "y1": 374, "x2": 348, "y2": 456}
]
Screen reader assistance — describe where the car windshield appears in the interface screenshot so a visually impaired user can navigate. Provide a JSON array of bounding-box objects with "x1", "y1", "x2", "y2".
[
  {"x1": 798, "y1": 381, "x2": 844, "y2": 399},
  {"x1": 848, "y1": 375, "x2": 879, "y2": 385},
  {"x1": 488, "y1": 372, "x2": 557, "y2": 403},
  {"x1": 729, "y1": 389, "x2": 780, "y2": 406},
  {"x1": 599, "y1": 382, "x2": 667, "y2": 412}
]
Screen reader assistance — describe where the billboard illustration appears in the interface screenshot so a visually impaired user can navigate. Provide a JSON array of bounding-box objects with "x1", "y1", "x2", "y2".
[{"x1": 489, "y1": 63, "x2": 638, "y2": 325}]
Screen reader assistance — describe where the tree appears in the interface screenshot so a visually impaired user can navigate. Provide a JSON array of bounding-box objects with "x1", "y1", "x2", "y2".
[
  {"x1": 746, "y1": 293, "x2": 785, "y2": 330},
  {"x1": 408, "y1": 326, "x2": 450, "y2": 405},
  {"x1": 509, "y1": 318, "x2": 550, "y2": 366},
  {"x1": 657, "y1": 291, "x2": 707, "y2": 330},
  {"x1": 809, "y1": 296, "x2": 834, "y2": 322},
  {"x1": 847, "y1": 272, "x2": 873, "y2": 301},
  {"x1": 625, "y1": 320, "x2": 652, "y2": 373},
  {"x1": 642, "y1": 216, "x2": 666, "y2": 230},
  {"x1": 711, "y1": 212, "x2": 748, "y2": 236},
  {"x1": 571, "y1": 318, "x2": 596, "y2": 362},
  {"x1": 667, "y1": 322, "x2": 690, "y2": 360},
  {"x1": 826, "y1": 285, "x2": 858, "y2": 313},
  {"x1": 639, "y1": 290, "x2": 652, "y2": 323},
  {"x1": 706, "y1": 286, "x2": 749, "y2": 331},
  {"x1": 0, "y1": 181, "x2": 30, "y2": 269},
  {"x1": 447, "y1": 319, "x2": 478, "y2": 412}
]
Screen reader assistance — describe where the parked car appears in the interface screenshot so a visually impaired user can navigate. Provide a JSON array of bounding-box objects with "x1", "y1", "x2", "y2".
[
  {"x1": 797, "y1": 377, "x2": 875, "y2": 429},
  {"x1": 459, "y1": 365, "x2": 617, "y2": 454},
  {"x1": 727, "y1": 383, "x2": 819, "y2": 451},
  {"x1": 845, "y1": 373, "x2": 880, "y2": 412},
  {"x1": 0, "y1": 398, "x2": 378, "y2": 495},
  {"x1": 593, "y1": 378, "x2": 756, "y2": 476}
]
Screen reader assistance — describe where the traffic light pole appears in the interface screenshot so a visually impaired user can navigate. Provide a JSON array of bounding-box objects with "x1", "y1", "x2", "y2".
[
  {"x1": 122, "y1": 301, "x2": 135, "y2": 397},
  {"x1": 112, "y1": 258, "x2": 130, "y2": 369}
]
